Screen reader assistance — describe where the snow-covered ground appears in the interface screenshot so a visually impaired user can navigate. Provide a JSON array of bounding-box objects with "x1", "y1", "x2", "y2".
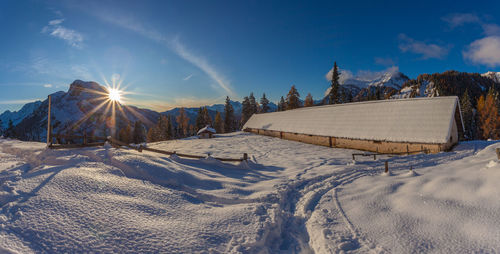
[{"x1": 0, "y1": 132, "x2": 499, "y2": 253}]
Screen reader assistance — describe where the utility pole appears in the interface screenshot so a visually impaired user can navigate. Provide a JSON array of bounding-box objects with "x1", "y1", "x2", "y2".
[{"x1": 46, "y1": 95, "x2": 52, "y2": 147}]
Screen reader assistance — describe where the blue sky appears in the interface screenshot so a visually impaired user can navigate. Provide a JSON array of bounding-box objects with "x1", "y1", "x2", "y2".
[{"x1": 0, "y1": 0, "x2": 499, "y2": 113}]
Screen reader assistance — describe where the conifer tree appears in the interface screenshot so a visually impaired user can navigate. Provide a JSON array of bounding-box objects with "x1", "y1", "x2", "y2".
[
  {"x1": 0, "y1": 119, "x2": 3, "y2": 136},
  {"x1": 249, "y1": 92, "x2": 258, "y2": 115},
  {"x1": 477, "y1": 87, "x2": 500, "y2": 139},
  {"x1": 6, "y1": 119, "x2": 14, "y2": 138},
  {"x1": 214, "y1": 111, "x2": 224, "y2": 133},
  {"x1": 278, "y1": 96, "x2": 286, "y2": 111},
  {"x1": 329, "y1": 62, "x2": 340, "y2": 104},
  {"x1": 260, "y1": 93, "x2": 270, "y2": 113},
  {"x1": 201, "y1": 107, "x2": 212, "y2": 127},
  {"x1": 241, "y1": 96, "x2": 251, "y2": 127},
  {"x1": 119, "y1": 124, "x2": 133, "y2": 144},
  {"x1": 286, "y1": 85, "x2": 300, "y2": 110},
  {"x1": 176, "y1": 108, "x2": 189, "y2": 137},
  {"x1": 305, "y1": 93, "x2": 314, "y2": 107},
  {"x1": 195, "y1": 107, "x2": 204, "y2": 130},
  {"x1": 132, "y1": 121, "x2": 146, "y2": 144},
  {"x1": 224, "y1": 96, "x2": 234, "y2": 133},
  {"x1": 167, "y1": 115, "x2": 173, "y2": 139},
  {"x1": 460, "y1": 89, "x2": 475, "y2": 140}
]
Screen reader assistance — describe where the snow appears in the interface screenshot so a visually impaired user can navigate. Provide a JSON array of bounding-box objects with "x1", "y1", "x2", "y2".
[
  {"x1": 482, "y1": 71, "x2": 500, "y2": 83},
  {"x1": 197, "y1": 125, "x2": 216, "y2": 135},
  {"x1": 0, "y1": 132, "x2": 499, "y2": 253},
  {"x1": 244, "y1": 96, "x2": 460, "y2": 144}
]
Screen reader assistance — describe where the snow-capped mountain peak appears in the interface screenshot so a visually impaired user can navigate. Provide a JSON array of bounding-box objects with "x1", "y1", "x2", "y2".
[{"x1": 481, "y1": 71, "x2": 500, "y2": 83}]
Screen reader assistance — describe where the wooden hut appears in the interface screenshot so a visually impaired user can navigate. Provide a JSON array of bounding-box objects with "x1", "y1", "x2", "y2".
[
  {"x1": 197, "y1": 125, "x2": 216, "y2": 139},
  {"x1": 243, "y1": 97, "x2": 464, "y2": 154}
]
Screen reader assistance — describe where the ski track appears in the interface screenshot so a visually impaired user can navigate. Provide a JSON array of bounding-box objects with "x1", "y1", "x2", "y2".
[{"x1": 0, "y1": 135, "x2": 486, "y2": 253}]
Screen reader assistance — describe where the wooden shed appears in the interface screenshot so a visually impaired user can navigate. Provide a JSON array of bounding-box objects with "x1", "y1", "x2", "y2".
[
  {"x1": 197, "y1": 125, "x2": 216, "y2": 139},
  {"x1": 243, "y1": 96, "x2": 464, "y2": 154}
]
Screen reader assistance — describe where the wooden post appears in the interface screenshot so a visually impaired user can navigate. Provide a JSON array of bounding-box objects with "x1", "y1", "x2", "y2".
[
  {"x1": 83, "y1": 131, "x2": 87, "y2": 145},
  {"x1": 384, "y1": 161, "x2": 388, "y2": 173},
  {"x1": 243, "y1": 153, "x2": 248, "y2": 161},
  {"x1": 406, "y1": 145, "x2": 409, "y2": 155},
  {"x1": 373, "y1": 154, "x2": 376, "y2": 160},
  {"x1": 410, "y1": 165, "x2": 413, "y2": 171},
  {"x1": 329, "y1": 137, "x2": 332, "y2": 148},
  {"x1": 352, "y1": 154, "x2": 355, "y2": 161},
  {"x1": 46, "y1": 95, "x2": 52, "y2": 147},
  {"x1": 280, "y1": 131, "x2": 283, "y2": 139},
  {"x1": 496, "y1": 148, "x2": 500, "y2": 160}
]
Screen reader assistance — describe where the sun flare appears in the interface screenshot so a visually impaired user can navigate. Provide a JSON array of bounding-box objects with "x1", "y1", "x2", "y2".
[{"x1": 108, "y1": 88, "x2": 122, "y2": 102}]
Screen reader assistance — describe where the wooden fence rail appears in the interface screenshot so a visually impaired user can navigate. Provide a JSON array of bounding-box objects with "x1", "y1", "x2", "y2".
[{"x1": 107, "y1": 137, "x2": 248, "y2": 162}]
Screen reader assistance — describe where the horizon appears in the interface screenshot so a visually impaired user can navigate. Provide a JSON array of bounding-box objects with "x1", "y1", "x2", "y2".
[{"x1": 1, "y1": 0, "x2": 500, "y2": 113}]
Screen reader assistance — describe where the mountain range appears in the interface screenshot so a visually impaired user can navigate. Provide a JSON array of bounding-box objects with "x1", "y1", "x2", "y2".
[{"x1": 1, "y1": 70, "x2": 499, "y2": 142}]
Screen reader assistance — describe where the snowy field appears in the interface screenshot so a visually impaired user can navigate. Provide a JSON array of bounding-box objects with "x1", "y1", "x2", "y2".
[{"x1": 0, "y1": 132, "x2": 499, "y2": 253}]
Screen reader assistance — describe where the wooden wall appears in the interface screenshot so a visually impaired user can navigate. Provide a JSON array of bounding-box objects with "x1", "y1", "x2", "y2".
[{"x1": 245, "y1": 128, "x2": 454, "y2": 154}]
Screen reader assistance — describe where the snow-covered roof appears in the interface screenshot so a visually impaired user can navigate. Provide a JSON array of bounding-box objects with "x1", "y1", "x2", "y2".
[
  {"x1": 243, "y1": 96, "x2": 461, "y2": 144},
  {"x1": 197, "y1": 126, "x2": 216, "y2": 135}
]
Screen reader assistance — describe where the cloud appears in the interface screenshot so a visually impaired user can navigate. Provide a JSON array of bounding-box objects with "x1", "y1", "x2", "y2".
[
  {"x1": 42, "y1": 19, "x2": 84, "y2": 48},
  {"x1": 374, "y1": 57, "x2": 395, "y2": 66},
  {"x1": 49, "y1": 19, "x2": 64, "y2": 25},
  {"x1": 443, "y1": 13, "x2": 481, "y2": 28},
  {"x1": 443, "y1": 13, "x2": 500, "y2": 36},
  {"x1": 85, "y1": 8, "x2": 235, "y2": 97},
  {"x1": 183, "y1": 74, "x2": 193, "y2": 81},
  {"x1": 398, "y1": 34, "x2": 450, "y2": 59},
  {"x1": 463, "y1": 36, "x2": 500, "y2": 67},
  {"x1": 325, "y1": 66, "x2": 400, "y2": 83},
  {"x1": 43, "y1": 84, "x2": 53, "y2": 88}
]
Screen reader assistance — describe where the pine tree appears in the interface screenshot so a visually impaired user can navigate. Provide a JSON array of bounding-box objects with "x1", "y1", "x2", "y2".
[
  {"x1": 329, "y1": 62, "x2": 340, "y2": 104},
  {"x1": 477, "y1": 87, "x2": 500, "y2": 139},
  {"x1": 224, "y1": 96, "x2": 234, "y2": 133},
  {"x1": 6, "y1": 119, "x2": 14, "y2": 138},
  {"x1": 176, "y1": 108, "x2": 190, "y2": 137},
  {"x1": 460, "y1": 89, "x2": 475, "y2": 140},
  {"x1": 286, "y1": 85, "x2": 300, "y2": 110},
  {"x1": 195, "y1": 107, "x2": 204, "y2": 130},
  {"x1": 249, "y1": 92, "x2": 258, "y2": 115},
  {"x1": 278, "y1": 96, "x2": 286, "y2": 111},
  {"x1": 202, "y1": 107, "x2": 212, "y2": 127},
  {"x1": 132, "y1": 121, "x2": 146, "y2": 144},
  {"x1": 241, "y1": 96, "x2": 251, "y2": 127},
  {"x1": 260, "y1": 93, "x2": 270, "y2": 113},
  {"x1": 214, "y1": 111, "x2": 224, "y2": 133},
  {"x1": 119, "y1": 124, "x2": 133, "y2": 144},
  {"x1": 305, "y1": 93, "x2": 314, "y2": 107},
  {"x1": 167, "y1": 115, "x2": 173, "y2": 139}
]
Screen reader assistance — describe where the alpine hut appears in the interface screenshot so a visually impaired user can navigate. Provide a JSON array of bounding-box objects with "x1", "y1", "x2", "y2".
[
  {"x1": 243, "y1": 96, "x2": 464, "y2": 154},
  {"x1": 197, "y1": 125, "x2": 216, "y2": 139}
]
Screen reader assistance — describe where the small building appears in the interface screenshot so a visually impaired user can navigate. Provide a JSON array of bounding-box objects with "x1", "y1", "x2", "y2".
[
  {"x1": 243, "y1": 97, "x2": 464, "y2": 154},
  {"x1": 197, "y1": 125, "x2": 216, "y2": 139}
]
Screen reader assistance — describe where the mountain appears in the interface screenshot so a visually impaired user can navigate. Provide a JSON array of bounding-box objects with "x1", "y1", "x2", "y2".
[
  {"x1": 323, "y1": 69, "x2": 410, "y2": 103},
  {"x1": 482, "y1": 71, "x2": 500, "y2": 83},
  {"x1": 392, "y1": 71, "x2": 499, "y2": 101},
  {"x1": 161, "y1": 100, "x2": 277, "y2": 125},
  {"x1": 6, "y1": 80, "x2": 159, "y2": 141},
  {"x1": 0, "y1": 100, "x2": 42, "y2": 129}
]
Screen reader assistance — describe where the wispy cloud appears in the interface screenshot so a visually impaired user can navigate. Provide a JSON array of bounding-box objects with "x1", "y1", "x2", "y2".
[
  {"x1": 443, "y1": 13, "x2": 500, "y2": 36},
  {"x1": 43, "y1": 83, "x2": 53, "y2": 88},
  {"x1": 130, "y1": 97, "x2": 222, "y2": 112},
  {"x1": 41, "y1": 19, "x2": 84, "y2": 48},
  {"x1": 374, "y1": 57, "x2": 395, "y2": 66},
  {"x1": 87, "y1": 8, "x2": 235, "y2": 97},
  {"x1": 398, "y1": 34, "x2": 451, "y2": 59},
  {"x1": 442, "y1": 13, "x2": 481, "y2": 28},
  {"x1": 183, "y1": 74, "x2": 194, "y2": 81},
  {"x1": 463, "y1": 36, "x2": 500, "y2": 67}
]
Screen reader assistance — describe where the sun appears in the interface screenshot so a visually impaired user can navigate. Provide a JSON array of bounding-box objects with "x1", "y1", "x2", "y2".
[{"x1": 108, "y1": 88, "x2": 122, "y2": 102}]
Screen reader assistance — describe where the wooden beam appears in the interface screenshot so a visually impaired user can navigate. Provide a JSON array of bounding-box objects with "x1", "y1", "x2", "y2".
[{"x1": 46, "y1": 95, "x2": 52, "y2": 147}]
